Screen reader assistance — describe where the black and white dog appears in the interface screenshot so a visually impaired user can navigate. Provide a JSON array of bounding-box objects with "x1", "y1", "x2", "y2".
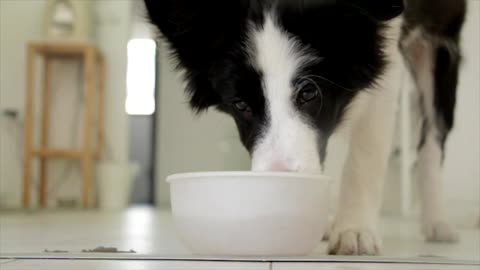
[{"x1": 144, "y1": 0, "x2": 467, "y2": 255}]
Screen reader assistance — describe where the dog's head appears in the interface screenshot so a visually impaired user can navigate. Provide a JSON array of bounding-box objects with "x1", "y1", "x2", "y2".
[{"x1": 144, "y1": 0, "x2": 403, "y2": 172}]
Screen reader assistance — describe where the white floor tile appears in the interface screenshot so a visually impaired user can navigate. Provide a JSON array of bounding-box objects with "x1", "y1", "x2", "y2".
[
  {"x1": 272, "y1": 262, "x2": 479, "y2": 270},
  {"x1": 1, "y1": 260, "x2": 270, "y2": 270}
]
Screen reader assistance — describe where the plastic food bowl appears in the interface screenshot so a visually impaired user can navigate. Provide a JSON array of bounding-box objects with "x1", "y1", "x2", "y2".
[{"x1": 166, "y1": 171, "x2": 331, "y2": 256}]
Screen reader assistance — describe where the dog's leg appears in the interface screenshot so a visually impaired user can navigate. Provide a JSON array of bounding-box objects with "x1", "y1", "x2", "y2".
[
  {"x1": 327, "y1": 18, "x2": 404, "y2": 255},
  {"x1": 400, "y1": 28, "x2": 460, "y2": 242},
  {"x1": 328, "y1": 89, "x2": 398, "y2": 255}
]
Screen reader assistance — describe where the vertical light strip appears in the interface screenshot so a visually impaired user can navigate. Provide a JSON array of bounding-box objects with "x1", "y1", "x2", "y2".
[{"x1": 126, "y1": 39, "x2": 156, "y2": 115}]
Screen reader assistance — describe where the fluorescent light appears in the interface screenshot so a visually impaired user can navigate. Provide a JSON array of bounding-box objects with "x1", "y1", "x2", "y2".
[{"x1": 126, "y1": 39, "x2": 156, "y2": 115}]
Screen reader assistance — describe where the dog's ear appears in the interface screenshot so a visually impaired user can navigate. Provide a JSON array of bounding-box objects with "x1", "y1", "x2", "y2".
[
  {"x1": 144, "y1": 0, "x2": 243, "y2": 65},
  {"x1": 143, "y1": 0, "x2": 248, "y2": 111},
  {"x1": 339, "y1": 0, "x2": 404, "y2": 21},
  {"x1": 143, "y1": 0, "x2": 248, "y2": 66}
]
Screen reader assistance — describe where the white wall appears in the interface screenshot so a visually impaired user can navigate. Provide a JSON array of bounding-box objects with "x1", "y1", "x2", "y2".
[
  {"x1": 0, "y1": 0, "x2": 132, "y2": 208},
  {"x1": 94, "y1": 0, "x2": 132, "y2": 164},
  {"x1": 442, "y1": 0, "x2": 480, "y2": 223},
  {"x1": 0, "y1": 0, "x2": 46, "y2": 208}
]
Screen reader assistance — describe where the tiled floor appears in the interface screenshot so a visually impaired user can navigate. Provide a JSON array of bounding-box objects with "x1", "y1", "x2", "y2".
[
  {"x1": 1, "y1": 260, "x2": 479, "y2": 270},
  {"x1": 0, "y1": 260, "x2": 271, "y2": 270},
  {"x1": 0, "y1": 207, "x2": 479, "y2": 269}
]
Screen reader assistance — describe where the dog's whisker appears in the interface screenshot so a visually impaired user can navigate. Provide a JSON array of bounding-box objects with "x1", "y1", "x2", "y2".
[{"x1": 303, "y1": 74, "x2": 355, "y2": 92}]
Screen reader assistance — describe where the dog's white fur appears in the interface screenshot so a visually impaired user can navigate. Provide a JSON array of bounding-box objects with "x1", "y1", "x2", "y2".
[
  {"x1": 250, "y1": 15, "x2": 322, "y2": 173},
  {"x1": 248, "y1": 14, "x2": 403, "y2": 254},
  {"x1": 401, "y1": 28, "x2": 458, "y2": 242},
  {"x1": 325, "y1": 18, "x2": 406, "y2": 254},
  {"x1": 248, "y1": 14, "x2": 456, "y2": 254}
]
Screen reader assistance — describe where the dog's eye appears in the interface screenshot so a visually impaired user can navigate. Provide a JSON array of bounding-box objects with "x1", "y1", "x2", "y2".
[
  {"x1": 297, "y1": 85, "x2": 319, "y2": 105},
  {"x1": 232, "y1": 100, "x2": 253, "y2": 119},
  {"x1": 232, "y1": 100, "x2": 251, "y2": 112}
]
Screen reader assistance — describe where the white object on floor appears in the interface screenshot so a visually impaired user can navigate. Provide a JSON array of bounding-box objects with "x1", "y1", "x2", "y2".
[
  {"x1": 96, "y1": 162, "x2": 139, "y2": 210},
  {"x1": 167, "y1": 172, "x2": 331, "y2": 256}
]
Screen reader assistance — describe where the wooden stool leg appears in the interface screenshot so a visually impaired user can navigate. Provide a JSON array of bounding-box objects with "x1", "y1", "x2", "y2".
[
  {"x1": 95, "y1": 56, "x2": 105, "y2": 159},
  {"x1": 81, "y1": 157, "x2": 91, "y2": 208},
  {"x1": 23, "y1": 45, "x2": 35, "y2": 209},
  {"x1": 81, "y1": 48, "x2": 95, "y2": 208},
  {"x1": 39, "y1": 56, "x2": 51, "y2": 208}
]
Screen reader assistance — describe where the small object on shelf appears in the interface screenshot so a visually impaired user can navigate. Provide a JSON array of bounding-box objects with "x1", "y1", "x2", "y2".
[{"x1": 44, "y1": 0, "x2": 92, "y2": 41}]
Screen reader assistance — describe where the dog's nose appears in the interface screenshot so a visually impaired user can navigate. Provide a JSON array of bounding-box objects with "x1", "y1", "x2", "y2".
[
  {"x1": 251, "y1": 154, "x2": 300, "y2": 172},
  {"x1": 266, "y1": 160, "x2": 296, "y2": 172}
]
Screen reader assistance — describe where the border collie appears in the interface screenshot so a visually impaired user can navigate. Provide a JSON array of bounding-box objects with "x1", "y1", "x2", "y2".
[{"x1": 144, "y1": 0, "x2": 467, "y2": 255}]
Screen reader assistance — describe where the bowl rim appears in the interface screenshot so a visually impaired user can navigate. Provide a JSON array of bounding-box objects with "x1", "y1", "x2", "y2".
[{"x1": 166, "y1": 171, "x2": 330, "y2": 183}]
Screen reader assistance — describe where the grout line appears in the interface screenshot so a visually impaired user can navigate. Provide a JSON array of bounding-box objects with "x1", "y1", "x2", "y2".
[{"x1": 0, "y1": 254, "x2": 478, "y2": 266}]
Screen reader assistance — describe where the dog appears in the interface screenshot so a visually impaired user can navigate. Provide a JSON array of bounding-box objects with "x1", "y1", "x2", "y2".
[{"x1": 144, "y1": 0, "x2": 467, "y2": 255}]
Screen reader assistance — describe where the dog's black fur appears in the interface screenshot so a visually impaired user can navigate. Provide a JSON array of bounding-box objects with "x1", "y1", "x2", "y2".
[
  {"x1": 144, "y1": 0, "x2": 404, "y2": 154},
  {"x1": 401, "y1": 0, "x2": 466, "y2": 153}
]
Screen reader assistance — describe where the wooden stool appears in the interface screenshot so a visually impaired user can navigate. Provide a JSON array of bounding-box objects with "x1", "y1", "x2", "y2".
[{"x1": 23, "y1": 41, "x2": 104, "y2": 209}]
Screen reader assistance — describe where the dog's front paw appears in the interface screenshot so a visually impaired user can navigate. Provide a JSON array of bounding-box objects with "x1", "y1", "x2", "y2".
[
  {"x1": 327, "y1": 227, "x2": 381, "y2": 255},
  {"x1": 423, "y1": 221, "x2": 459, "y2": 243}
]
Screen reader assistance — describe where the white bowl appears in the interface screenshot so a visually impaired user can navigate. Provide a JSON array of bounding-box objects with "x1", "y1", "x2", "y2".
[{"x1": 166, "y1": 171, "x2": 331, "y2": 256}]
